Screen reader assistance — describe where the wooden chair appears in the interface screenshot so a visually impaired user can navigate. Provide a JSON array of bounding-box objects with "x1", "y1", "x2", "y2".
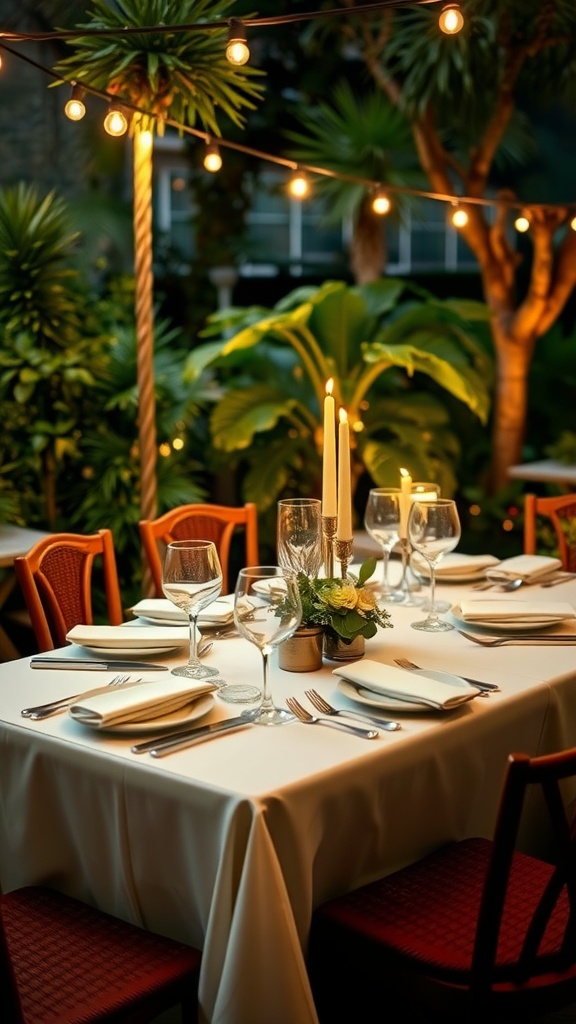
[
  {"x1": 308, "y1": 747, "x2": 576, "y2": 1024},
  {"x1": 1, "y1": 884, "x2": 201, "y2": 1023},
  {"x1": 14, "y1": 530, "x2": 123, "y2": 652},
  {"x1": 139, "y1": 503, "x2": 259, "y2": 596},
  {"x1": 524, "y1": 492, "x2": 576, "y2": 571}
]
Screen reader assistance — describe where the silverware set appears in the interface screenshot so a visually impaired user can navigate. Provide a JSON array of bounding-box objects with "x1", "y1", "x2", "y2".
[
  {"x1": 21, "y1": 675, "x2": 142, "y2": 719},
  {"x1": 393, "y1": 657, "x2": 499, "y2": 694},
  {"x1": 458, "y1": 629, "x2": 576, "y2": 647}
]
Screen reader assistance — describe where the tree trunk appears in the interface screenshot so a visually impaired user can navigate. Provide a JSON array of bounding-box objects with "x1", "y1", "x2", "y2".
[
  {"x1": 488, "y1": 328, "x2": 535, "y2": 491},
  {"x1": 133, "y1": 126, "x2": 157, "y2": 596},
  {"x1": 350, "y1": 198, "x2": 387, "y2": 284}
]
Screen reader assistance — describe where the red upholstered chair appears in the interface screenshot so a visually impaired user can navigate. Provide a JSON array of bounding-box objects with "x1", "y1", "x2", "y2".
[
  {"x1": 14, "y1": 530, "x2": 124, "y2": 652},
  {"x1": 139, "y1": 502, "x2": 259, "y2": 596},
  {"x1": 0, "y1": 885, "x2": 201, "y2": 1023},
  {"x1": 308, "y1": 747, "x2": 576, "y2": 1024},
  {"x1": 524, "y1": 492, "x2": 576, "y2": 572}
]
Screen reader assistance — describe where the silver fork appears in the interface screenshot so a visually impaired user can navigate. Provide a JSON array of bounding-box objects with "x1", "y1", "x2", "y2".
[
  {"x1": 458, "y1": 629, "x2": 576, "y2": 647},
  {"x1": 22, "y1": 674, "x2": 140, "y2": 719},
  {"x1": 393, "y1": 657, "x2": 495, "y2": 695},
  {"x1": 304, "y1": 689, "x2": 400, "y2": 731},
  {"x1": 285, "y1": 697, "x2": 379, "y2": 739}
]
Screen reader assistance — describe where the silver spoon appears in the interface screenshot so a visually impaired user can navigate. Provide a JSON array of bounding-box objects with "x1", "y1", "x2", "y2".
[{"x1": 485, "y1": 572, "x2": 524, "y2": 591}]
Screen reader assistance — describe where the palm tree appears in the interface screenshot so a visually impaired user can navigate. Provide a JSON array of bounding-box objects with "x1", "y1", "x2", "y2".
[
  {"x1": 54, "y1": 0, "x2": 264, "y2": 542},
  {"x1": 285, "y1": 80, "x2": 423, "y2": 283}
]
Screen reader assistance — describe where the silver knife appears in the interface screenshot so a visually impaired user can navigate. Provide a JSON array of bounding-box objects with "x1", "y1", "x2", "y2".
[
  {"x1": 131, "y1": 715, "x2": 250, "y2": 755},
  {"x1": 31, "y1": 657, "x2": 169, "y2": 671}
]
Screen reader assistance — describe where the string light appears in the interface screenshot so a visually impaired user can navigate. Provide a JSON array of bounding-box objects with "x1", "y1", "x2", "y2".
[
  {"x1": 438, "y1": 3, "x2": 464, "y2": 34},
  {"x1": 64, "y1": 82, "x2": 85, "y2": 121},
  {"x1": 288, "y1": 169, "x2": 310, "y2": 199},
  {"x1": 203, "y1": 140, "x2": 222, "y2": 172},
  {"x1": 451, "y1": 204, "x2": 468, "y2": 228},
  {"x1": 371, "y1": 189, "x2": 391, "y2": 215},
  {"x1": 103, "y1": 102, "x2": 128, "y2": 137},
  {"x1": 514, "y1": 212, "x2": 530, "y2": 233},
  {"x1": 225, "y1": 19, "x2": 250, "y2": 66},
  {"x1": 571, "y1": 215, "x2": 576, "y2": 232}
]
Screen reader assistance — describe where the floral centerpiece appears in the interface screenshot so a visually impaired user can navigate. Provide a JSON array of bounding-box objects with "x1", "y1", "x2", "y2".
[{"x1": 297, "y1": 558, "x2": 392, "y2": 644}]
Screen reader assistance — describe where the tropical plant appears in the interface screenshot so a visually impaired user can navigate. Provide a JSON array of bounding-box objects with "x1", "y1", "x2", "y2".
[
  {"x1": 186, "y1": 278, "x2": 492, "y2": 521},
  {"x1": 285, "y1": 79, "x2": 423, "y2": 283},
  {"x1": 324, "y1": 1, "x2": 576, "y2": 491},
  {"x1": 54, "y1": 0, "x2": 265, "y2": 529}
]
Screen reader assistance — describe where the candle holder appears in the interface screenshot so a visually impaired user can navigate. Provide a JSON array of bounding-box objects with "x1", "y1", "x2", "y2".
[
  {"x1": 322, "y1": 515, "x2": 337, "y2": 578},
  {"x1": 335, "y1": 538, "x2": 354, "y2": 579},
  {"x1": 397, "y1": 538, "x2": 423, "y2": 606}
]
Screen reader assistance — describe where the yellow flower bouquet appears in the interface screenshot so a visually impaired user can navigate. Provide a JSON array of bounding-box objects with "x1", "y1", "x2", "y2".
[{"x1": 296, "y1": 558, "x2": 392, "y2": 644}]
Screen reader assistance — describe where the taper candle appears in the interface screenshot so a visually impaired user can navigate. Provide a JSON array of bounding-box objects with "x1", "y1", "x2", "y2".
[
  {"x1": 322, "y1": 379, "x2": 337, "y2": 517},
  {"x1": 399, "y1": 467, "x2": 412, "y2": 538},
  {"x1": 337, "y1": 408, "x2": 352, "y2": 540}
]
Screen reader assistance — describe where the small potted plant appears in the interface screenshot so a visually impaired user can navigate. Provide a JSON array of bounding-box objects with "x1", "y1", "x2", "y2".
[{"x1": 278, "y1": 558, "x2": 393, "y2": 671}]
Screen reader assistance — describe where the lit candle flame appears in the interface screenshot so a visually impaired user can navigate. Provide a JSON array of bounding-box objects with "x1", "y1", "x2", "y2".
[
  {"x1": 339, "y1": 407, "x2": 348, "y2": 424},
  {"x1": 325, "y1": 378, "x2": 333, "y2": 396}
]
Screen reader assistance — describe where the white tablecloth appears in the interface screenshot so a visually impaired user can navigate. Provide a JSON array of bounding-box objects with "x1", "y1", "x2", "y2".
[{"x1": 1, "y1": 578, "x2": 576, "y2": 1024}]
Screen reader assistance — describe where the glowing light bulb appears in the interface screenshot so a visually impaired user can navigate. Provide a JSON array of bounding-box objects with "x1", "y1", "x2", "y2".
[
  {"x1": 439, "y1": 3, "x2": 464, "y2": 34},
  {"x1": 514, "y1": 214, "x2": 530, "y2": 233},
  {"x1": 372, "y1": 191, "x2": 391, "y2": 215},
  {"x1": 570, "y1": 215, "x2": 576, "y2": 232},
  {"x1": 203, "y1": 142, "x2": 222, "y2": 172},
  {"x1": 451, "y1": 206, "x2": 468, "y2": 228},
  {"x1": 64, "y1": 85, "x2": 86, "y2": 121},
  {"x1": 104, "y1": 105, "x2": 128, "y2": 137},
  {"x1": 288, "y1": 171, "x2": 310, "y2": 199},
  {"x1": 226, "y1": 19, "x2": 249, "y2": 65}
]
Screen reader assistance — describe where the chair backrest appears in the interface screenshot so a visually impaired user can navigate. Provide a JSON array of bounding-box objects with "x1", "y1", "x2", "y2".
[
  {"x1": 524, "y1": 492, "x2": 576, "y2": 571},
  {"x1": 139, "y1": 502, "x2": 259, "y2": 597},
  {"x1": 14, "y1": 529, "x2": 123, "y2": 652},
  {"x1": 471, "y1": 746, "x2": 576, "y2": 1001}
]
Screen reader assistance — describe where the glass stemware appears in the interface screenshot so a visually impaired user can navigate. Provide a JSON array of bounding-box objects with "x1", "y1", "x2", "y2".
[
  {"x1": 363, "y1": 488, "x2": 404, "y2": 602},
  {"x1": 409, "y1": 482, "x2": 450, "y2": 613},
  {"x1": 162, "y1": 540, "x2": 223, "y2": 679},
  {"x1": 407, "y1": 499, "x2": 461, "y2": 632},
  {"x1": 234, "y1": 567, "x2": 302, "y2": 725},
  {"x1": 277, "y1": 498, "x2": 322, "y2": 578}
]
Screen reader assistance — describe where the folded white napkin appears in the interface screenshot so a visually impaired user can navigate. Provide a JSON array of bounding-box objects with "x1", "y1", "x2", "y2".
[
  {"x1": 493, "y1": 554, "x2": 562, "y2": 582},
  {"x1": 130, "y1": 596, "x2": 235, "y2": 626},
  {"x1": 414, "y1": 552, "x2": 500, "y2": 578},
  {"x1": 69, "y1": 678, "x2": 217, "y2": 728},
  {"x1": 333, "y1": 660, "x2": 477, "y2": 710},
  {"x1": 66, "y1": 624, "x2": 190, "y2": 649},
  {"x1": 459, "y1": 600, "x2": 575, "y2": 625}
]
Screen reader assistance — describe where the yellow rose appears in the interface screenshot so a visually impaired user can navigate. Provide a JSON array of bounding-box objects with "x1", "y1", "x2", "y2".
[
  {"x1": 356, "y1": 587, "x2": 376, "y2": 613},
  {"x1": 323, "y1": 582, "x2": 358, "y2": 610}
]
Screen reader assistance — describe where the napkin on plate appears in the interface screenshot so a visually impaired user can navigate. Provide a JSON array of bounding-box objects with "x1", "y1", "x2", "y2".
[
  {"x1": 66, "y1": 624, "x2": 190, "y2": 649},
  {"x1": 458, "y1": 599, "x2": 575, "y2": 625},
  {"x1": 69, "y1": 678, "x2": 217, "y2": 728},
  {"x1": 332, "y1": 660, "x2": 477, "y2": 711},
  {"x1": 492, "y1": 554, "x2": 562, "y2": 582},
  {"x1": 414, "y1": 552, "x2": 500, "y2": 578},
  {"x1": 130, "y1": 596, "x2": 235, "y2": 626}
]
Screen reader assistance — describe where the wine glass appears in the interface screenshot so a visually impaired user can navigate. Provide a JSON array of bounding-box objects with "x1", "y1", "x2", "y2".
[
  {"x1": 277, "y1": 498, "x2": 322, "y2": 578},
  {"x1": 234, "y1": 567, "x2": 302, "y2": 725},
  {"x1": 363, "y1": 488, "x2": 404, "y2": 602},
  {"x1": 407, "y1": 499, "x2": 461, "y2": 632},
  {"x1": 409, "y1": 482, "x2": 450, "y2": 613},
  {"x1": 162, "y1": 540, "x2": 223, "y2": 679}
]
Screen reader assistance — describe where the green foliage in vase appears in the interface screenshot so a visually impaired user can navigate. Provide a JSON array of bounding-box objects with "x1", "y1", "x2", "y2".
[
  {"x1": 186, "y1": 278, "x2": 492, "y2": 515},
  {"x1": 295, "y1": 558, "x2": 392, "y2": 642}
]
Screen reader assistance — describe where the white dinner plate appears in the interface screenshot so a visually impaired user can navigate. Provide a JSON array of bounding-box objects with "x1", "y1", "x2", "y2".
[
  {"x1": 66, "y1": 624, "x2": 190, "y2": 651},
  {"x1": 418, "y1": 567, "x2": 494, "y2": 584},
  {"x1": 73, "y1": 644, "x2": 186, "y2": 657},
  {"x1": 450, "y1": 603, "x2": 570, "y2": 633},
  {"x1": 337, "y1": 670, "x2": 476, "y2": 713},
  {"x1": 70, "y1": 693, "x2": 214, "y2": 735}
]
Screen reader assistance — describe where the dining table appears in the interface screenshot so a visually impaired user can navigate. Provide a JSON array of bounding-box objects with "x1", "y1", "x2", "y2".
[{"x1": 1, "y1": 569, "x2": 576, "y2": 1024}]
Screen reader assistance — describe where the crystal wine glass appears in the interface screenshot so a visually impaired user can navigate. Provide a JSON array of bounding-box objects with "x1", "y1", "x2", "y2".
[
  {"x1": 234, "y1": 567, "x2": 302, "y2": 725},
  {"x1": 277, "y1": 498, "x2": 322, "y2": 578},
  {"x1": 409, "y1": 482, "x2": 450, "y2": 613},
  {"x1": 407, "y1": 499, "x2": 461, "y2": 632},
  {"x1": 162, "y1": 539, "x2": 223, "y2": 679},
  {"x1": 363, "y1": 488, "x2": 404, "y2": 602}
]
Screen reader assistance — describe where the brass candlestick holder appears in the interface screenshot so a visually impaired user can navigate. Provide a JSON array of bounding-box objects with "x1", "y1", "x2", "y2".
[
  {"x1": 322, "y1": 515, "x2": 337, "y2": 578},
  {"x1": 335, "y1": 538, "x2": 354, "y2": 579}
]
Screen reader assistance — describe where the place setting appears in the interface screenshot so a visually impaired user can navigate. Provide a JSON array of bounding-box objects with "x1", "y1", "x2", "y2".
[{"x1": 332, "y1": 659, "x2": 482, "y2": 713}]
